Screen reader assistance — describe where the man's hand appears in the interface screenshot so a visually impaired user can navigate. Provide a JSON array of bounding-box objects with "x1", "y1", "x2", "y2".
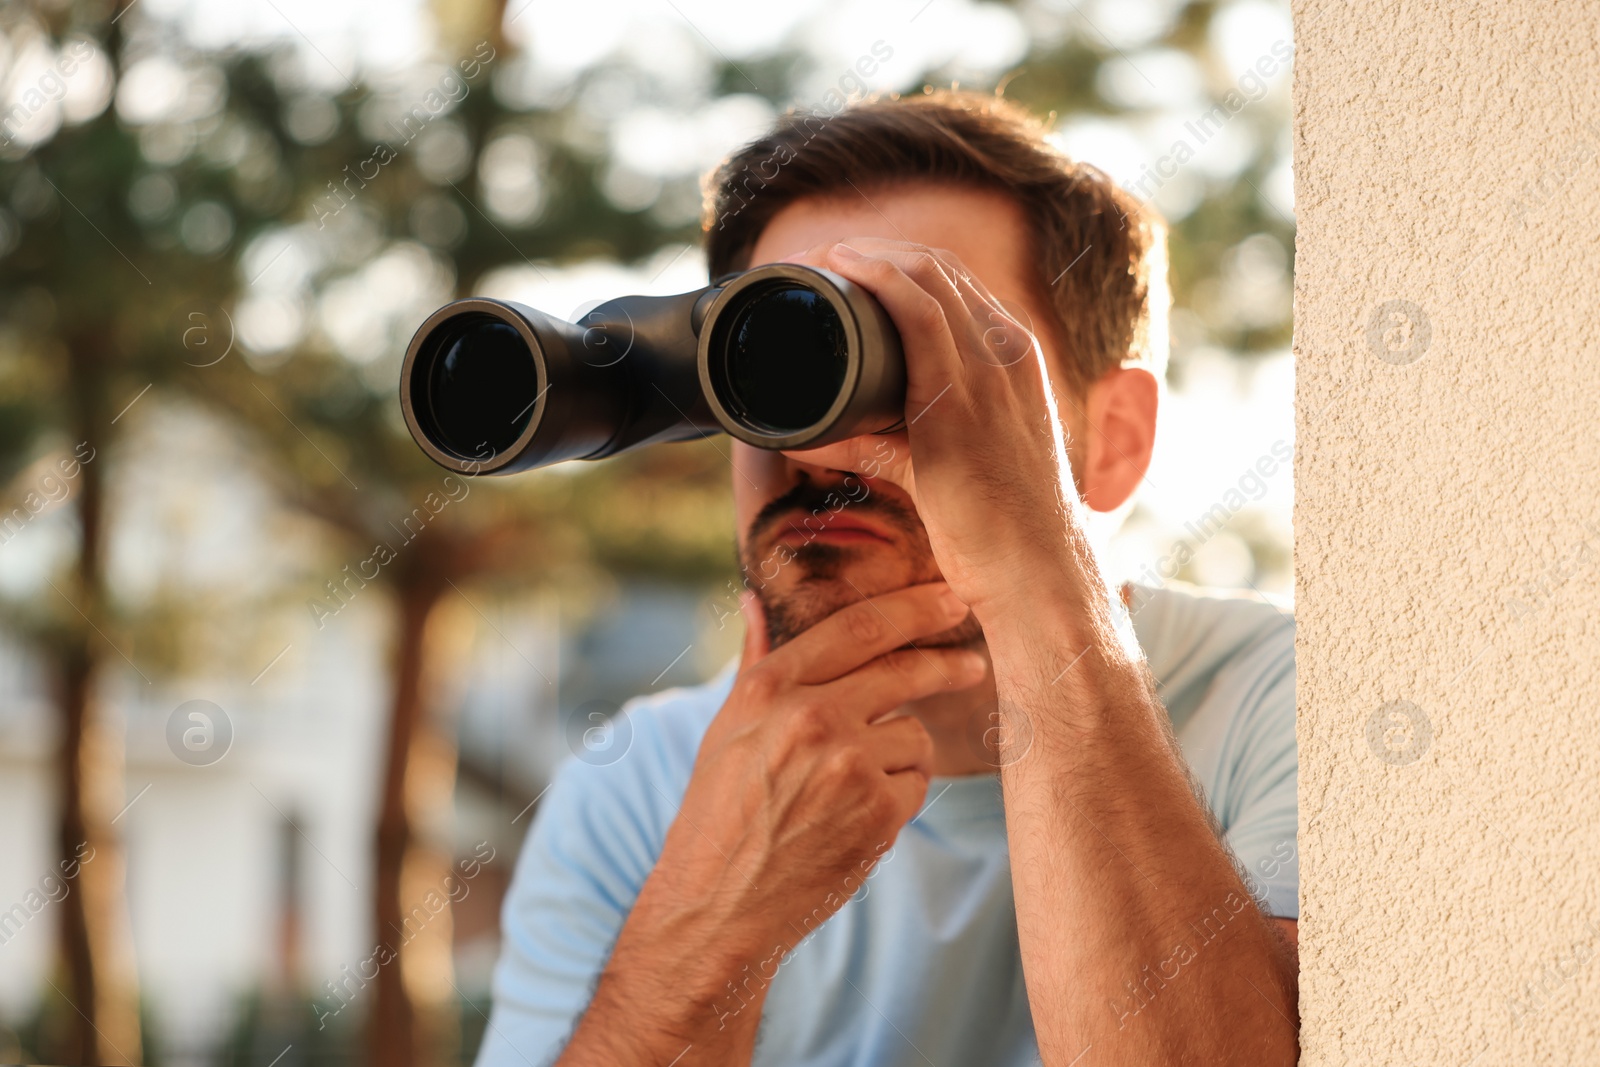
[
  {"x1": 662, "y1": 581, "x2": 982, "y2": 946},
  {"x1": 557, "y1": 581, "x2": 984, "y2": 1065},
  {"x1": 779, "y1": 238, "x2": 1089, "y2": 622}
]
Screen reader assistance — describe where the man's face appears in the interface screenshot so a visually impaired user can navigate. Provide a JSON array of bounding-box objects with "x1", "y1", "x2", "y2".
[{"x1": 732, "y1": 182, "x2": 1082, "y2": 650}]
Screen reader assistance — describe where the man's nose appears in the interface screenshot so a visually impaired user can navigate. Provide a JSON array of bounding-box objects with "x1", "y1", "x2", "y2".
[{"x1": 732, "y1": 440, "x2": 875, "y2": 505}]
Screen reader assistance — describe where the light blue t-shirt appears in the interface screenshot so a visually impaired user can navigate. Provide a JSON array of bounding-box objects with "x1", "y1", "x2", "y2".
[{"x1": 477, "y1": 582, "x2": 1297, "y2": 1067}]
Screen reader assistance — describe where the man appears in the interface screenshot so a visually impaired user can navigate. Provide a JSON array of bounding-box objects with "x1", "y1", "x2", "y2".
[{"x1": 477, "y1": 91, "x2": 1299, "y2": 1066}]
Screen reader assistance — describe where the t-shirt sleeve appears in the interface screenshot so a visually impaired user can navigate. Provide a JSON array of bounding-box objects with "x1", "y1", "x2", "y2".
[
  {"x1": 474, "y1": 719, "x2": 675, "y2": 1067},
  {"x1": 1208, "y1": 626, "x2": 1299, "y2": 920}
]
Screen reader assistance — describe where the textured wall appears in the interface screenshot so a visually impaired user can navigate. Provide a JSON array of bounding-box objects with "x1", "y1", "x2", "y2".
[{"x1": 1295, "y1": 2, "x2": 1600, "y2": 1062}]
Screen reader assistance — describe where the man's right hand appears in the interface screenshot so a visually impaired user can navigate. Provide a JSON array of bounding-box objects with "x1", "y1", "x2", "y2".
[
  {"x1": 557, "y1": 581, "x2": 985, "y2": 1065},
  {"x1": 663, "y1": 581, "x2": 985, "y2": 945}
]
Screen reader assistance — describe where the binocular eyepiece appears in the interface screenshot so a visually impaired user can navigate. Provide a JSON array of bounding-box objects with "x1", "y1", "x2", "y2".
[{"x1": 399, "y1": 264, "x2": 906, "y2": 475}]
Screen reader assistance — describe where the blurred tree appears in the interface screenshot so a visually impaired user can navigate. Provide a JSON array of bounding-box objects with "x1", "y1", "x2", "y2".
[
  {"x1": 129, "y1": 6, "x2": 733, "y2": 1062},
  {"x1": 0, "y1": 1, "x2": 151, "y2": 1061},
  {"x1": 5, "y1": 0, "x2": 725, "y2": 1061}
]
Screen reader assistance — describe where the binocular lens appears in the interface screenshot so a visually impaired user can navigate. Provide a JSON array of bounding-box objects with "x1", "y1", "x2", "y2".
[
  {"x1": 719, "y1": 283, "x2": 849, "y2": 434},
  {"x1": 419, "y1": 315, "x2": 540, "y2": 461}
]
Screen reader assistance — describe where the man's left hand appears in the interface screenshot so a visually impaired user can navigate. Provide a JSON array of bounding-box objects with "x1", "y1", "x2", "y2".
[{"x1": 779, "y1": 238, "x2": 1083, "y2": 620}]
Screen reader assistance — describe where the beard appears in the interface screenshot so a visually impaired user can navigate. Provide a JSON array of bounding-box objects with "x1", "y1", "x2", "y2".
[{"x1": 739, "y1": 475, "x2": 987, "y2": 651}]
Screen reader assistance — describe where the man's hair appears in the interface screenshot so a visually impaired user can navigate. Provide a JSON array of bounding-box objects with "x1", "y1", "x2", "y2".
[{"x1": 701, "y1": 89, "x2": 1168, "y2": 393}]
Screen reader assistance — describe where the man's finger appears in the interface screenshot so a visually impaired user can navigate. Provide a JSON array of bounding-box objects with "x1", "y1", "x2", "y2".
[
  {"x1": 782, "y1": 431, "x2": 914, "y2": 495},
  {"x1": 771, "y1": 582, "x2": 970, "y2": 685},
  {"x1": 830, "y1": 242, "x2": 976, "y2": 345},
  {"x1": 815, "y1": 646, "x2": 986, "y2": 725},
  {"x1": 822, "y1": 243, "x2": 968, "y2": 405},
  {"x1": 835, "y1": 242, "x2": 1032, "y2": 370},
  {"x1": 880, "y1": 765, "x2": 933, "y2": 828},
  {"x1": 828, "y1": 236, "x2": 971, "y2": 297},
  {"x1": 862, "y1": 711, "x2": 937, "y2": 777},
  {"x1": 774, "y1": 244, "x2": 840, "y2": 271}
]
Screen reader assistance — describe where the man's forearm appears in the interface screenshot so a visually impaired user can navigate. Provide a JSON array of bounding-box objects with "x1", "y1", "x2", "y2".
[
  {"x1": 983, "y1": 591, "x2": 1297, "y2": 1066},
  {"x1": 556, "y1": 877, "x2": 771, "y2": 1066}
]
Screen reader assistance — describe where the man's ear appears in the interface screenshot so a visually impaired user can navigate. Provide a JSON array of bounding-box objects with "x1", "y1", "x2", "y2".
[{"x1": 1077, "y1": 366, "x2": 1159, "y2": 513}]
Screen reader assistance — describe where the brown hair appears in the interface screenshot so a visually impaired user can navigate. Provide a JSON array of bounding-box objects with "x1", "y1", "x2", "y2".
[{"x1": 701, "y1": 90, "x2": 1168, "y2": 394}]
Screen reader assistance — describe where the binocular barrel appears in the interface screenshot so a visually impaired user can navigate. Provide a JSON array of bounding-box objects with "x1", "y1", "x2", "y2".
[{"x1": 399, "y1": 264, "x2": 905, "y2": 475}]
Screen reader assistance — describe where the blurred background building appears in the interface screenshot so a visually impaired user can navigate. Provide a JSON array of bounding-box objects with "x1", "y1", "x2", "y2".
[{"x1": 0, "y1": 0, "x2": 1293, "y2": 1062}]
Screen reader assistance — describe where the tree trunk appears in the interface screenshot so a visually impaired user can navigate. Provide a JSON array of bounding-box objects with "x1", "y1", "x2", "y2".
[
  {"x1": 46, "y1": 331, "x2": 142, "y2": 1065},
  {"x1": 369, "y1": 561, "x2": 466, "y2": 1067}
]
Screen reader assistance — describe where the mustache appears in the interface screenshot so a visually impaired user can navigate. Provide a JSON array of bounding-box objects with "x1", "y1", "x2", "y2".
[{"x1": 746, "y1": 476, "x2": 919, "y2": 546}]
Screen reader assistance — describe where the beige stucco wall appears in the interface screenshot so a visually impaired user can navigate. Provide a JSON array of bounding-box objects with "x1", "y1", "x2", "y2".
[{"x1": 1294, "y1": 1, "x2": 1600, "y2": 1062}]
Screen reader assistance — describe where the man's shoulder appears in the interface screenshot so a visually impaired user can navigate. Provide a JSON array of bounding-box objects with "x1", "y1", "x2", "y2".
[
  {"x1": 1125, "y1": 580, "x2": 1294, "y2": 732},
  {"x1": 553, "y1": 659, "x2": 732, "y2": 799},
  {"x1": 608, "y1": 660, "x2": 736, "y2": 775},
  {"x1": 1127, "y1": 579, "x2": 1293, "y2": 658},
  {"x1": 524, "y1": 664, "x2": 736, "y2": 867}
]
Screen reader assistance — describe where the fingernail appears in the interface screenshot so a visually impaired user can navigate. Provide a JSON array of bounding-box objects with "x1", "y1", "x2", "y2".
[{"x1": 832, "y1": 243, "x2": 863, "y2": 259}]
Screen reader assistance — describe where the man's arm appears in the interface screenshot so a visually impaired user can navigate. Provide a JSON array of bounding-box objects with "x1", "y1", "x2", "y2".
[
  {"x1": 787, "y1": 238, "x2": 1298, "y2": 1065},
  {"x1": 552, "y1": 583, "x2": 981, "y2": 1065},
  {"x1": 984, "y1": 598, "x2": 1297, "y2": 1064},
  {"x1": 550, "y1": 879, "x2": 770, "y2": 1064}
]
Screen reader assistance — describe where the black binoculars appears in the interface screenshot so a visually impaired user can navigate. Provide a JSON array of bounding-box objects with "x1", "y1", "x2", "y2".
[{"x1": 399, "y1": 264, "x2": 906, "y2": 475}]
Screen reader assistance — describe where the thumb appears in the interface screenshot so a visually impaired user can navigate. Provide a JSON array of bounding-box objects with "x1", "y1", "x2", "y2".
[
  {"x1": 738, "y1": 589, "x2": 771, "y2": 670},
  {"x1": 782, "y1": 431, "x2": 915, "y2": 498}
]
